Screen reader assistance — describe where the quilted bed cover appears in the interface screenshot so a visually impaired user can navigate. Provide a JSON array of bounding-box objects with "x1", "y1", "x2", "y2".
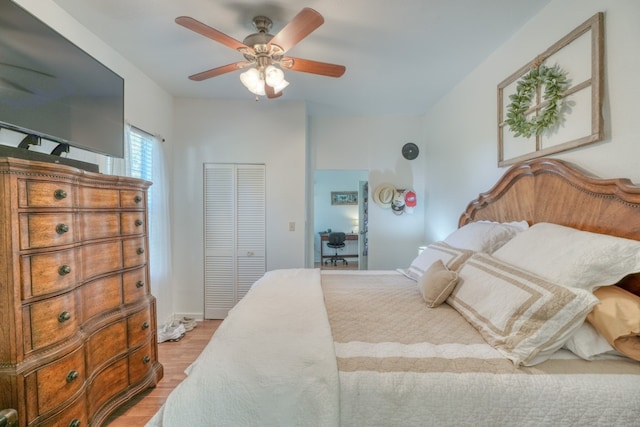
[{"x1": 148, "y1": 268, "x2": 640, "y2": 427}]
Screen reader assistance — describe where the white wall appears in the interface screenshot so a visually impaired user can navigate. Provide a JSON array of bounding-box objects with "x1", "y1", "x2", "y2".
[
  {"x1": 10, "y1": 0, "x2": 176, "y2": 323},
  {"x1": 421, "y1": 0, "x2": 640, "y2": 244},
  {"x1": 171, "y1": 98, "x2": 307, "y2": 318},
  {"x1": 309, "y1": 116, "x2": 426, "y2": 270}
]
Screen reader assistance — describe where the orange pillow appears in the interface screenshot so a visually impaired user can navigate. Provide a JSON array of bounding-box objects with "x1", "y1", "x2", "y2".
[{"x1": 588, "y1": 286, "x2": 640, "y2": 361}]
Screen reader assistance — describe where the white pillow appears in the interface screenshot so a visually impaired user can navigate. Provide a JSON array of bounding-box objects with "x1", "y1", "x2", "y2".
[
  {"x1": 447, "y1": 252, "x2": 599, "y2": 366},
  {"x1": 563, "y1": 322, "x2": 618, "y2": 360},
  {"x1": 492, "y1": 222, "x2": 640, "y2": 292},
  {"x1": 402, "y1": 241, "x2": 473, "y2": 281},
  {"x1": 443, "y1": 220, "x2": 528, "y2": 254}
]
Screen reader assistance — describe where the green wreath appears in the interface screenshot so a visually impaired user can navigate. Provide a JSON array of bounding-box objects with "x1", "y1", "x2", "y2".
[{"x1": 505, "y1": 64, "x2": 569, "y2": 138}]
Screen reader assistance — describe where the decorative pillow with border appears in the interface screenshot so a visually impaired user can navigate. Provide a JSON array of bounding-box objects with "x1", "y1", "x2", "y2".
[
  {"x1": 443, "y1": 220, "x2": 529, "y2": 254},
  {"x1": 447, "y1": 252, "x2": 599, "y2": 366},
  {"x1": 401, "y1": 241, "x2": 473, "y2": 281},
  {"x1": 418, "y1": 260, "x2": 459, "y2": 308},
  {"x1": 492, "y1": 222, "x2": 640, "y2": 292},
  {"x1": 588, "y1": 285, "x2": 640, "y2": 361}
]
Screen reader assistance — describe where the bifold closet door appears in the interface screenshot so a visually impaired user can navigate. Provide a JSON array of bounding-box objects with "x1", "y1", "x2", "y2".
[{"x1": 203, "y1": 163, "x2": 265, "y2": 319}]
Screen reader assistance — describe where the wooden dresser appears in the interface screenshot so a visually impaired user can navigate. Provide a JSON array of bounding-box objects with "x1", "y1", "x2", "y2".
[{"x1": 0, "y1": 157, "x2": 163, "y2": 426}]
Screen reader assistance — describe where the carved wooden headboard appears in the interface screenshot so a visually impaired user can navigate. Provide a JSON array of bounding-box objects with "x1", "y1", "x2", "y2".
[{"x1": 459, "y1": 158, "x2": 640, "y2": 296}]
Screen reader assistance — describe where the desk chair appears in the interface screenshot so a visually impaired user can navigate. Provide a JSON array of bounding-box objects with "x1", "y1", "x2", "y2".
[{"x1": 325, "y1": 232, "x2": 348, "y2": 266}]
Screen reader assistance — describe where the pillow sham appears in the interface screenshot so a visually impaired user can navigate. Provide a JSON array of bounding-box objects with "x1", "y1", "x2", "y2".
[
  {"x1": 588, "y1": 285, "x2": 640, "y2": 361},
  {"x1": 443, "y1": 220, "x2": 528, "y2": 254},
  {"x1": 418, "y1": 260, "x2": 458, "y2": 308},
  {"x1": 403, "y1": 241, "x2": 473, "y2": 281},
  {"x1": 563, "y1": 321, "x2": 618, "y2": 360},
  {"x1": 447, "y1": 252, "x2": 599, "y2": 366},
  {"x1": 492, "y1": 222, "x2": 640, "y2": 292}
]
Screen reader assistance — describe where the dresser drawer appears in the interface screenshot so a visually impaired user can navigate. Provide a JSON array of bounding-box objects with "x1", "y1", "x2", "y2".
[
  {"x1": 21, "y1": 248, "x2": 77, "y2": 298},
  {"x1": 127, "y1": 308, "x2": 152, "y2": 349},
  {"x1": 128, "y1": 339, "x2": 155, "y2": 385},
  {"x1": 19, "y1": 213, "x2": 75, "y2": 250},
  {"x1": 25, "y1": 292, "x2": 78, "y2": 352},
  {"x1": 32, "y1": 347, "x2": 85, "y2": 418},
  {"x1": 122, "y1": 237, "x2": 146, "y2": 269},
  {"x1": 123, "y1": 267, "x2": 148, "y2": 305},
  {"x1": 80, "y1": 275, "x2": 122, "y2": 323},
  {"x1": 78, "y1": 186, "x2": 119, "y2": 208},
  {"x1": 120, "y1": 212, "x2": 146, "y2": 236},
  {"x1": 87, "y1": 358, "x2": 128, "y2": 417},
  {"x1": 38, "y1": 394, "x2": 87, "y2": 427},
  {"x1": 120, "y1": 190, "x2": 146, "y2": 209},
  {"x1": 80, "y1": 212, "x2": 120, "y2": 241},
  {"x1": 81, "y1": 240, "x2": 123, "y2": 281},
  {"x1": 18, "y1": 180, "x2": 75, "y2": 208},
  {"x1": 86, "y1": 321, "x2": 127, "y2": 375}
]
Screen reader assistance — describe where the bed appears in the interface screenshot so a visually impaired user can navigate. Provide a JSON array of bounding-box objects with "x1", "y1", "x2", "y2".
[{"x1": 147, "y1": 158, "x2": 640, "y2": 427}]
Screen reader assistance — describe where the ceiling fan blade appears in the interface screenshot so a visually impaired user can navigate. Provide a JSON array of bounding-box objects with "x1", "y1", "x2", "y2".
[
  {"x1": 281, "y1": 57, "x2": 346, "y2": 77},
  {"x1": 265, "y1": 82, "x2": 283, "y2": 99},
  {"x1": 268, "y1": 8, "x2": 324, "y2": 53},
  {"x1": 188, "y1": 62, "x2": 252, "y2": 81},
  {"x1": 176, "y1": 16, "x2": 249, "y2": 52}
]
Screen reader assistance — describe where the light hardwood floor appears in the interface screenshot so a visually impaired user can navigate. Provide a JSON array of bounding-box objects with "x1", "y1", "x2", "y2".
[
  {"x1": 316, "y1": 260, "x2": 358, "y2": 270},
  {"x1": 105, "y1": 319, "x2": 222, "y2": 426}
]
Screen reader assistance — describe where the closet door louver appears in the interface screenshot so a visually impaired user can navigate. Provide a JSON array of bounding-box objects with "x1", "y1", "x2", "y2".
[{"x1": 204, "y1": 164, "x2": 265, "y2": 318}]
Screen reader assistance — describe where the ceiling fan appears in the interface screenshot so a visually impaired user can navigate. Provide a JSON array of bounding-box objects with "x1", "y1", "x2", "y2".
[{"x1": 175, "y1": 8, "x2": 346, "y2": 99}]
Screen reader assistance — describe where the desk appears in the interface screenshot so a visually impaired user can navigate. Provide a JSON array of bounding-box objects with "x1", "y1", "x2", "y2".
[{"x1": 320, "y1": 233, "x2": 359, "y2": 262}]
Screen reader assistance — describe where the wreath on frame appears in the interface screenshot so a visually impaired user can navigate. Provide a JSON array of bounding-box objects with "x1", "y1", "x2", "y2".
[{"x1": 505, "y1": 64, "x2": 569, "y2": 138}]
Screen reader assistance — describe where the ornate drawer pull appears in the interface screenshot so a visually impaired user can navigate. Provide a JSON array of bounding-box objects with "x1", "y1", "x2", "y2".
[
  {"x1": 136, "y1": 247, "x2": 145, "y2": 255},
  {"x1": 58, "y1": 311, "x2": 71, "y2": 323},
  {"x1": 56, "y1": 223, "x2": 69, "y2": 234},
  {"x1": 54, "y1": 189, "x2": 67, "y2": 200},
  {"x1": 59, "y1": 265, "x2": 72, "y2": 276},
  {"x1": 135, "y1": 219, "x2": 143, "y2": 227},
  {"x1": 136, "y1": 280, "x2": 144, "y2": 289},
  {"x1": 69, "y1": 419, "x2": 81, "y2": 427},
  {"x1": 142, "y1": 321, "x2": 149, "y2": 330},
  {"x1": 143, "y1": 355, "x2": 151, "y2": 364},
  {"x1": 134, "y1": 195, "x2": 142, "y2": 204},
  {"x1": 66, "y1": 369, "x2": 79, "y2": 383}
]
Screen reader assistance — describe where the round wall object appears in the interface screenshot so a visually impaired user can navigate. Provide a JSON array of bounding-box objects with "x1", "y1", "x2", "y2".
[{"x1": 402, "y1": 142, "x2": 419, "y2": 160}]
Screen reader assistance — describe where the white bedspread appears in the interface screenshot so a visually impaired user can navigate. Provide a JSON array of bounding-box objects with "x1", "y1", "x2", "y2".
[
  {"x1": 323, "y1": 271, "x2": 640, "y2": 427},
  {"x1": 146, "y1": 268, "x2": 339, "y2": 427}
]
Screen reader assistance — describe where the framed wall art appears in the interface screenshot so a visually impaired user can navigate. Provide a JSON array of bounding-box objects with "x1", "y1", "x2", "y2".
[
  {"x1": 497, "y1": 12, "x2": 604, "y2": 166},
  {"x1": 331, "y1": 191, "x2": 358, "y2": 205}
]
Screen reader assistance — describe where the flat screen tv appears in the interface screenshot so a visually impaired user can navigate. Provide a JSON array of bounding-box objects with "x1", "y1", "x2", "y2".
[{"x1": 0, "y1": 0, "x2": 124, "y2": 165}]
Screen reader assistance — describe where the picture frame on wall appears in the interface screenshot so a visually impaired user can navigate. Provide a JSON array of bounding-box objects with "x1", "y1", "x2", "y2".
[
  {"x1": 497, "y1": 12, "x2": 604, "y2": 166},
  {"x1": 331, "y1": 191, "x2": 358, "y2": 205}
]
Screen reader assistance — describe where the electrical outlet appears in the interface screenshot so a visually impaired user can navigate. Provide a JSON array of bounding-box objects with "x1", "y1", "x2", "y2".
[{"x1": 288, "y1": 221, "x2": 295, "y2": 231}]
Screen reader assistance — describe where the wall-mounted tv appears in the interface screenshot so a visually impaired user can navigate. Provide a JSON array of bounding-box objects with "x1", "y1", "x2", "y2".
[{"x1": 0, "y1": 0, "x2": 124, "y2": 161}]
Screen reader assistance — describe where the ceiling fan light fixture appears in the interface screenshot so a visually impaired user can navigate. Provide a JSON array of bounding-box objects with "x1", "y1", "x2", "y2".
[
  {"x1": 177, "y1": 8, "x2": 345, "y2": 99},
  {"x1": 271, "y1": 79, "x2": 289, "y2": 94},
  {"x1": 264, "y1": 65, "x2": 289, "y2": 94},
  {"x1": 239, "y1": 68, "x2": 265, "y2": 96}
]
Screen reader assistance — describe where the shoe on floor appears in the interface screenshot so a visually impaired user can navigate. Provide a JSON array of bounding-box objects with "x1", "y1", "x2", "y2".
[
  {"x1": 180, "y1": 317, "x2": 197, "y2": 332},
  {"x1": 158, "y1": 322, "x2": 186, "y2": 343}
]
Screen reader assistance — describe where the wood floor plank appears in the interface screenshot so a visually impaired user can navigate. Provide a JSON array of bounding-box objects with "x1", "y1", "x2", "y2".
[{"x1": 105, "y1": 319, "x2": 221, "y2": 426}]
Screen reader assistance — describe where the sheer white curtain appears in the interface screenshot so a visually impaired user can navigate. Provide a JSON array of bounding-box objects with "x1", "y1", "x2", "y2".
[
  {"x1": 107, "y1": 124, "x2": 172, "y2": 298},
  {"x1": 145, "y1": 130, "x2": 172, "y2": 299}
]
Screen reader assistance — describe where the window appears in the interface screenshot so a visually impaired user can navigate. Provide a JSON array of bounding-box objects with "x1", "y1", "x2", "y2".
[
  {"x1": 117, "y1": 124, "x2": 172, "y2": 298},
  {"x1": 128, "y1": 127, "x2": 156, "y2": 237}
]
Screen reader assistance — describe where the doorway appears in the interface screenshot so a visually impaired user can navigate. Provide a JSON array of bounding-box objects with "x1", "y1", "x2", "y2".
[{"x1": 314, "y1": 170, "x2": 368, "y2": 270}]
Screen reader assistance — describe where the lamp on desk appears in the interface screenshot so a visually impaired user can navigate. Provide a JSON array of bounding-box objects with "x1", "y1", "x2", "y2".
[{"x1": 351, "y1": 218, "x2": 359, "y2": 234}]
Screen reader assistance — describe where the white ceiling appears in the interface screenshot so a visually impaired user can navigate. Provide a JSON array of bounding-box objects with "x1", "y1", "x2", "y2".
[{"x1": 50, "y1": 0, "x2": 551, "y2": 116}]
